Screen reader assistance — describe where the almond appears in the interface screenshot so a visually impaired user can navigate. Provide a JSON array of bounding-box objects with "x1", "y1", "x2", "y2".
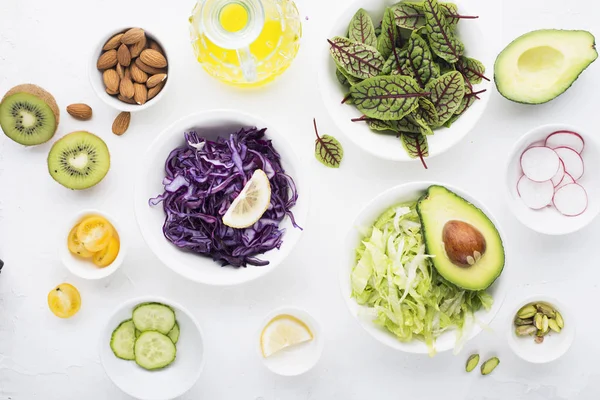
[
  {"x1": 124, "y1": 67, "x2": 132, "y2": 80},
  {"x1": 106, "y1": 87, "x2": 119, "y2": 95},
  {"x1": 134, "y1": 83, "x2": 148, "y2": 105},
  {"x1": 103, "y1": 69, "x2": 120, "y2": 92},
  {"x1": 130, "y1": 63, "x2": 148, "y2": 83},
  {"x1": 97, "y1": 50, "x2": 117, "y2": 70},
  {"x1": 66, "y1": 103, "x2": 93, "y2": 120},
  {"x1": 129, "y1": 35, "x2": 147, "y2": 58},
  {"x1": 117, "y1": 44, "x2": 131, "y2": 67},
  {"x1": 135, "y1": 58, "x2": 166, "y2": 75},
  {"x1": 121, "y1": 27, "x2": 145, "y2": 45},
  {"x1": 116, "y1": 63, "x2": 125, "y2": 79},
  {"x1": 118, "y1": 94, "x2": 136, "y2": 104},
  {"x1": 140, "y1": 49, "x2": 167, "y2": 68},
  {"x1": 120, "y1": 77, "x2": 135, "y2": 98},
  {"x1": 112, "y1": 112, "x2": 131, "y2": 135},
  {"x1": 148, "y1": 40, "x2": 163, "y2": 54},
  {"x1": 147, "y1": 81, "x2": 165, "y2": 100},
  {"x1": 103, "y1": 33, "x2": 124, "y2": 51},
  {"x1": 146, "y1": 73, "x2": 167, "y2": 88}
]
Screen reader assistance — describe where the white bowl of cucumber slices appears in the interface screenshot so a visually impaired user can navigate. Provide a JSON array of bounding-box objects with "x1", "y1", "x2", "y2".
[{"x1": 100, "y1": 297, "x2": 205, "y2": 400}]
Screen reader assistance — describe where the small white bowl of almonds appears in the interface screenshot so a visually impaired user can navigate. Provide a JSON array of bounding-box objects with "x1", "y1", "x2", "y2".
[{"x1": 89, "y1": 27, "x2": 169, "y2": 113}]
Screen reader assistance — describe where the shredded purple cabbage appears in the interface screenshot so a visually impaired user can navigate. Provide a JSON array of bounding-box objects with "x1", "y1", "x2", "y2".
[{"x1": 149, "y1": 127, "x2": 300, "y2": 268}]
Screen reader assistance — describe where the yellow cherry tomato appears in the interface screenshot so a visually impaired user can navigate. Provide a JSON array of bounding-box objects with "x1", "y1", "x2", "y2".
[
  {"x1": 77, "y1": 216, "x2": 114, "y2": 252},
  {"x1": 47, "y1": 283, "x2": 81, "y2": 318},
  {"x1": 92, "y1": 236, "x2": 120, "y2": 268},
  {"x1": 67, "y1": 225, "x2": 94, "y2": 258}
]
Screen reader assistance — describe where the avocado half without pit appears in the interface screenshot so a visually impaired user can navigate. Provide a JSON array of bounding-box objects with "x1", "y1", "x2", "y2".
[
  {"x1": 495, "y1": 29, "x2": 598, "y2": 104},
  {"x1": 417, "y1": 186, "x2": 505, "y2": 291}
]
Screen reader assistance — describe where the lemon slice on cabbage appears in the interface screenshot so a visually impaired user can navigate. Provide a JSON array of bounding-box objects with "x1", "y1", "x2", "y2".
[
  {"x1": 223, "y1": 169, "x2": 271, "y2": 229},
  {"x1": 260, "y1": 315, "x2": 313, "y2": 358}
]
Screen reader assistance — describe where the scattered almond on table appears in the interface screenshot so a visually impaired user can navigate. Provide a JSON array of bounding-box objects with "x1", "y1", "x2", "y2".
[
  {"x1": 97, "y1": 27, "x2": 168, "y2": 105},
  {"x1": 66, "y1": 103, "x2": 93, "y2": 120},
  {"x1": 112, "y1": 112, "x2": 131, "y2": 136}
]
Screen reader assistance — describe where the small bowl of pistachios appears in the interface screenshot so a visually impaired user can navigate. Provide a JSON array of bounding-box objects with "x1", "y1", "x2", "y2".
[{"x1": 508, "y1": 296, "x2": 575, "y2": 364}]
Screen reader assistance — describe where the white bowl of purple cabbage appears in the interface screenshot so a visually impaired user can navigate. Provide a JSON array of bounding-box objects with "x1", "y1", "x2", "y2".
[{"x1": 134, "y1": 110, "x2": 308, "y2": 286}]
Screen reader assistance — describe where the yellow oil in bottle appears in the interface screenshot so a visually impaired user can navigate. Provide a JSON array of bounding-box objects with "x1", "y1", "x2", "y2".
[{"x1": 190, "y1": 0, "x2": 302, "y2": 88}]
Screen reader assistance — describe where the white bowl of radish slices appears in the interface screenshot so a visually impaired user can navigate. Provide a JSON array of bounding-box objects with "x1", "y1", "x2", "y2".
[{"x1": 507, "y1": 124, "x2": 600, "y2": 235}]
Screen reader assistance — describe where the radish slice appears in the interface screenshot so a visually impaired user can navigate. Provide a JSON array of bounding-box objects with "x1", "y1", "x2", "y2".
[
  {"x1": 553, "y1": 183, "x2": 588, "y2": 216},
  {"x1": 553, "y1": 147, "x2": 584, "y2": 180},
  {"x1": 551, "y1": 160, "x2": 565, "y2": 187},
  {"x1": 545, "y1": 131, "x2": 585, "y2": 154},
  {"x1": 520, "y1": 146, "x2": 560, "y2": 182},
  {"x1": 517, "y1": 176, "x2": 555, "y2": 209},
  {"x1": 556, "y1": 173, "x2": 575, "y2": 190}
]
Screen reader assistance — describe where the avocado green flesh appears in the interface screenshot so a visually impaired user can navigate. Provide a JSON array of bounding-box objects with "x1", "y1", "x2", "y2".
[
  {"x1": 0, "y1": 93, "x2": 56, "y2": 145},
  {"x1": 417, "y1": 186, "x2": 505, "y2": 291},
  {"x1": 495, "y1": 29, "x2": 598, "y2": 104}
]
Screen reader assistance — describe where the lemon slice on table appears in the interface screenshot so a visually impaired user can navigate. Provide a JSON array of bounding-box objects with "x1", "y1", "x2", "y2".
[
  {"x1": 260, "y1": 315, "x2": 314, "y2": 358},
  {"x1": 223, "y1": 169, "x2": 271, "y2": 229}
]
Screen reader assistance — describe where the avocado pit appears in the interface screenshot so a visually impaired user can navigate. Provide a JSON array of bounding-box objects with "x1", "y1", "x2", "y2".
[{"x1": 442, "y1": 220, "x2": 486, "y2": 268}]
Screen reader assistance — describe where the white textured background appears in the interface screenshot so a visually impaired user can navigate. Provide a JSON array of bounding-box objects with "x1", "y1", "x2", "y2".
[{"x1": 1, "y1": 0, "x2": 600, "y2": 399}]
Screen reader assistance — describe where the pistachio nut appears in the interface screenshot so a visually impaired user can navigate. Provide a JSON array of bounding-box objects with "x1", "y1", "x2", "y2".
[
  {"x1": 516, "y1": 325, "x2": 537, "y2": 336},
  {"x1": 548, "y1": 319, "x2": 561, "y2": 333},
  {"x1": 534, "y1": 313, "x2": 544, "y2": 330},
  {"x1": 514, "y1": 317, "x2": 533, "y2": 326},
  {"x1": 536, "y1": 303, "x2": 556, "y2": 318},
  {"x1": 541, "y1": 315, "x2": 549, "y2": 333},
  {"x1": 534, "y1": 335, "x2": 544, "y2": 344},
  {"x1": 555, "y1": 311, "x2": 564, "y2": 329},
  {"x1": 517, "y1": 305, "x2": 537, "y2": 319}
]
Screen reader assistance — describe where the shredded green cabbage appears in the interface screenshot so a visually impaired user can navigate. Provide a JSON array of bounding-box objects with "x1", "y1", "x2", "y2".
[{"x1": 351, "y1": 202, "x2": 493, "y2": 356}]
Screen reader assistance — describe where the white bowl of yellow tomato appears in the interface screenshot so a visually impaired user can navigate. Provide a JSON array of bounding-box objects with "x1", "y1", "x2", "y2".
[{"x1": 60, "y1": 209, "x2": 126, "y2": 279}]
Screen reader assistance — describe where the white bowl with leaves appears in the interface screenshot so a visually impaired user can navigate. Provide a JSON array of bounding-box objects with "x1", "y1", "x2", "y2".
[{"x1": 318, "y1": 0, "x2": 493, "y2": 164}]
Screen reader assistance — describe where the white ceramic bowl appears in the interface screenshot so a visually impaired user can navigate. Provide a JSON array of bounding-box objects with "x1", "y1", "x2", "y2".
[
  {"x1": 100, "y1": 296, "x2": 205, "y2": 400},
  {"x1": 318, "y1": 0, "x2": 493, "y2": 161},
  {"x1": 341, "y1": 181, "x2": 508, "y2": 354},
  {"x1": 134, "y1": 109, "x2": 308, "y2": 286},
  {"x1": 505, "y1": 123, "x2": 600, "y2": 235},
  {"x1": 507, "y1": 295, "x2": 574, "y2": 364},
  {"x1": 59, "y1": 209, "x2": 127, "y2": 280},
  {"x1": 89, "y1": 27, "x2": 170, "y2": 112},
  {"x1": 257, "y1": 306, "x2": 324, "y2": 376}
]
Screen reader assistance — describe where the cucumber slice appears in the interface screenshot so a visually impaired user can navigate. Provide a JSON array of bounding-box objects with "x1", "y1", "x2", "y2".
[
  {"x1": 167, "y1": 322, "x2": 180, "y2": 344},
  {"x1": 132, "y1": 303, "x2": 176, "y2": 335},
  {"x1": 110, "y1": 319, "x2": 136, "y2": 360},
  {"x1": 134, "y1": 331, "x2": 177, "y2": 370}
]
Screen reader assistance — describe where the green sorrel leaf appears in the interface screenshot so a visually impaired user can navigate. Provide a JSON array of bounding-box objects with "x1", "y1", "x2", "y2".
[
  {"x1": 328, "y1": 37, "x2": 385, "y2": 79},
  {"x1": 336, "y1": 68, "x2": 349, "y2": 86},
  {"x1": 376, "y1": 8, "x2": 397, "y2": 60},
  {"x1": 366, "y1": 119, "x2": 397, "y2": 132},
  {"x1": 444, "y1": 87, "x2": 486, "y2": 127},
  {"x1": 313, "y1": 119, "x2": 343, "y2": 168},
  {"x1": 424, "y1": 0, "x2": 464, "y2": 63},
  {"x1": 408, "y1": 112, "x2": 434, "y2": 135},
  {"x1": 391, "y1": 2, "x2": 477, "y2": 31},
  {"x1": 382, "y1": 49, "x2": 409, "y2": 75},
  {"x1": 336, "y1": 64, "x2": 363, "y2": 86},
  {"x1": 426, "y1": 71, "x2": 466, "y2": 124},
  {"x1": 458, "y1": 57, "x2": 488, "y2": 85},
  {"x1": 418, "y1": 97, "x2": 440, "y2": 126},
  {"x1": 400, "y1": 132, "x2": 429, "y2": 169},
  {"x1": 390, "y1": 2, "x2": 426, "y2": 30},
  {"x1": 404, "y1": 31, "x2": 439, "y2": 87},
  {"x1": 348, "y1": 9, "x2": 378, "y2": 48},
  {"x1": 350, "y1": 75, "x2": 427, "y2": 121}
]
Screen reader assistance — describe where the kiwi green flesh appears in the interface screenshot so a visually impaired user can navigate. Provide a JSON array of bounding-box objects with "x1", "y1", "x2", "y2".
[
  {"x1": 0, "y1": 93, "x2": 57, "y2": 145},
  {"x1": 48, "y1": 131, "x2": 110, "y2": 190}
]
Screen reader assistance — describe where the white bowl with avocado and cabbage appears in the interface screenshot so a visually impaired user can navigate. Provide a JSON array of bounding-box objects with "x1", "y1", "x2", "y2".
[{"x1": 341, "y1": 182, "x2": 507, "y2": 355}]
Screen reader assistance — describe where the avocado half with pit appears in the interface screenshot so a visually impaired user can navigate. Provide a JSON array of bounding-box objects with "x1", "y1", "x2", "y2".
[
  {"x1": 495, "y1": 29, "x2": 598, "y2": 104},
  {"x1": 417, "y1": 186, "x2": 505, "y2": 291}
]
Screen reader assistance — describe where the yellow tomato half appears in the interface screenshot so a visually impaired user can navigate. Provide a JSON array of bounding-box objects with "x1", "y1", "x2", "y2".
[
  {"x1": 48, "y1": 283, "x2": 81, "y2": 318},
  {"x1": 92, "y1": 236, "x2": 120, "y2": 268},
  {"x1": 67, "y1": 225, "x2": 94, "y2": 258},
  {"x1": 77, "y1": 216, "x2": 114, "y2": 252}
]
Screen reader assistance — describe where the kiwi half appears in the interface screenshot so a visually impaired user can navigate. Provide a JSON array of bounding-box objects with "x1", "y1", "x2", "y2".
[
  {"x1": 0, "y1": 84, "x2": 60, "y2": 146},
  {"x1": 48, "y1": 131, "x2": 110, "y2": 190}
]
